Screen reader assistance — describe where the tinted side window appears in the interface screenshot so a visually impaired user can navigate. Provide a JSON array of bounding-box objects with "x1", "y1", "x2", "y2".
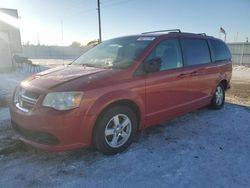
[
  {"x1": 181, "y1": 39, "x2": 211, "y2": 66},
  {"x1": 145, "y1": 39, "x2": 183, "y2": 71},
  {"x1": 210, "y1": 39, "x2": 232, "y2": 61}
]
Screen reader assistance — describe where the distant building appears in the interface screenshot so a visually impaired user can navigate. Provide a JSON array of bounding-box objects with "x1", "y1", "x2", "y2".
[{"x1": 0, "y1": 8, "x2": 22, "y2": 70}]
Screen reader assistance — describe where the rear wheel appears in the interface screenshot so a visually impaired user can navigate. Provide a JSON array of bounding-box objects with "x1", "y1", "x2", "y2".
[
  {"x1": 210, "y1": 84, "x2": 225, "y2": 109},
  {"x1": 93, "y1": 106, "x2": 138, "y2": 155}
]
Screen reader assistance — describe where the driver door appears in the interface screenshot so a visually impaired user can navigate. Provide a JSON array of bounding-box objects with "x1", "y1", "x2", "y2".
[{"x1": 144, "y1": 38, "x2": 196, "y2": 126}]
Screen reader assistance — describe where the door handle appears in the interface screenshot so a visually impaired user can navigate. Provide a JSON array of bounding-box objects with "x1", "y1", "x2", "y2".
[
  {"x1": 191, "y1": 68, "x2": 205, "y2": 76},
  {"x1": 190, "y1": 71, "x2": 198, "y2": 76},
  {"x1": 178, "y1": 73, "x2": 188, "y2": 79}
]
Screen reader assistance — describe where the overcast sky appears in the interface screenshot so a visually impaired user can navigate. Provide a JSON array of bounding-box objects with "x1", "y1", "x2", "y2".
[{"x1": 0, "y1": 0, "x2": 249, "y2": 46}]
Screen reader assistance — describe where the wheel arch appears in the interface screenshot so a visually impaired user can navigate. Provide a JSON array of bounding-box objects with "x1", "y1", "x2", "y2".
[
  {"x1": 213, "y1": 78, "x2": 229, "y2": 96},
  {"x1": 91, "y1": 98, "x2": 142, "y2": 145},
  {"x1": 220, "y1": 79, "x2": 229, "y2": 91},
  {"x1": 85, "y1": 90, "x2": 145, "y2": 142},
  {"x1": 93, "y1": 98, "x2": 142, "y2": 128}
]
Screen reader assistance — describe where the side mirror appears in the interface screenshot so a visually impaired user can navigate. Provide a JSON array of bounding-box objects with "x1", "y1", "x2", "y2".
[{"x1": 143, "y1": 58, "x2": 161, "y2": 73}]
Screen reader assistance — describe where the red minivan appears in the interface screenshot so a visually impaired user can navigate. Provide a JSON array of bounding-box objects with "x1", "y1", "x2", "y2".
[{"x1": 10, "y1": 30, "x2": 232, "y2": 155}]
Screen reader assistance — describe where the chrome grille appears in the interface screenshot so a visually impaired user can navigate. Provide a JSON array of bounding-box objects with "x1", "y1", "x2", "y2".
[{"x1": 14, "y1": 87, "x2": 40, "y2": 112}]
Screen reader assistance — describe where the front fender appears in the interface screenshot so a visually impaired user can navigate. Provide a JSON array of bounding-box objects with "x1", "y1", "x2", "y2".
[{"x1": 86, "y1": 89, "x2": 146, "y2": 129}]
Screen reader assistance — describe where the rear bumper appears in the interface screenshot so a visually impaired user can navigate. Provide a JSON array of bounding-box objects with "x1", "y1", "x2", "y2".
[{"x1": 10, "y1": 104, "x2": 96, "y2": 152}]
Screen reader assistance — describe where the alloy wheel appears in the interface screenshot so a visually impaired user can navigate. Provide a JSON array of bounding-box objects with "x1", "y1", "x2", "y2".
[
  {"x1": 104, "y1": 114, "x2": 132, "y2": 148},
  {"x1": 215, "y1": 86, "x2": 224, "y2": 106}
]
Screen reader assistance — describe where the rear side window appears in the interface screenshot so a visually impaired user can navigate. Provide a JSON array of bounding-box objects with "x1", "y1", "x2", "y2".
[
  {"x1": 210, "y1": 39, "x2": 232, "y2": 61},
  {"x1": 181, "y1": 39, "x2": 211, "y2": 66}
]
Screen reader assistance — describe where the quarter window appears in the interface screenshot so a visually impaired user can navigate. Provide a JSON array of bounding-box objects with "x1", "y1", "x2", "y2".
[
  {"x1": 210, "y1": 39, "x2": 232, "y2": 61},
  {"x1": 181, "y1": 39, "x2": 211, "y2": 66},
  {"x1": 145, "y1": 39, "x2": 183, "y2": 71}
]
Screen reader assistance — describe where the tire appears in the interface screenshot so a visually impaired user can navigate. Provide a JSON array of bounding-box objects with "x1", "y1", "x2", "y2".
[
  {"x1": 210, "y1": 83, "x2": 225, "y2": 109},
  {"x1": 93, "y1": 106, "x2": 138, "y2": 155}
]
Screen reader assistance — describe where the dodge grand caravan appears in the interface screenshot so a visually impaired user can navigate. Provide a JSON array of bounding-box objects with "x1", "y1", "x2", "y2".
[{"x1": 10, "y1": 29, "x2": 232, "y2": 155}]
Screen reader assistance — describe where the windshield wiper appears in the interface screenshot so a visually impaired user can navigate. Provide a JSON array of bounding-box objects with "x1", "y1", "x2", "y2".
[{"x1": 81, "y1": 63, "x2": 98, "y2": 68}]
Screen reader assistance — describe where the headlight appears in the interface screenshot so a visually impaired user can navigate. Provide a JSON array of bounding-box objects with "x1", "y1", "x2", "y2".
[{"x1": 42, "y1": 92, "x2": 83, "y2": 111}]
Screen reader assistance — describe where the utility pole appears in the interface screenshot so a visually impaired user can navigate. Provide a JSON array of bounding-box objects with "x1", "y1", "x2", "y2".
[
  {"x1": 61, "y1": 20, "x2": 64, "y2": 63},
  {"x1": 37, "y1": 32, "x2": 40, "y2": 45},
  {"x1": 61, "y1": 20, "x2": 64, "y2": 47},
  {"x1": 97, "y1": 0, "x2": 102, "y2": 43}
]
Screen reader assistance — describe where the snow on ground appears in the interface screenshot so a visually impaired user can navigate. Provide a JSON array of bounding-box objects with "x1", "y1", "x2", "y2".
[
  {"x1": 233, "y1": 65, "x2": 250, "y2": 72},
  {"x1": 0, "y1": 108, "x2": 10, "y2": 122},
  {"x1": 0, "y1": 59, "x2": 69, "y2": 93},
  {"x1": 31, "y1": 59, "x2": 72, "y2": 67},
  {"x1": 0, "y1": 64, "x2": 48, "y2": 106},
  {"x1": 0, "y1": 59, "x2": 70, "y2": 106},
  {"x1": 0, "y1": 103, "x2": 249, "y2": 187},
  {"x1": 0, "y1": 63, "x2": 250, "y2": 187},
  {"x1": 233, "y1": 66, "x2": 250, "y2": 81}
]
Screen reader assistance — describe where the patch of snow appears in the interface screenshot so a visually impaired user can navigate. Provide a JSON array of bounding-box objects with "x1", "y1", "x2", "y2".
[
  {"x1": 0, "y1": 60, "x2": 71, "y2": 102},
  {"x1": 0, "y1": 108, "x2": 10, "y2": 122},
  {"x1": 31, "y1": 59, "x2": 72, "y2": 68},
  {"x1": 233, "y1": 66, "x2": 250, "y2": 80},
  {"x1": 233, "y1": 65, "x2": 250, "y2": 72},
  {"x1": 0, "y1": 64, "x2": 49, "y2": 106}
]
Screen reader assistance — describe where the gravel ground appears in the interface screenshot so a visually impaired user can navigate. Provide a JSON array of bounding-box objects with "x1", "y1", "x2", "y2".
[{"x1": 226, "y1": 66, "x2": 250, "y2": 106}]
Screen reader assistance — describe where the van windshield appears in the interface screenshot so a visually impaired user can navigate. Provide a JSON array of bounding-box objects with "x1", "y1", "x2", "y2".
[{"x1": 72, "y1": 36, "x2": 154, "y2": 69}]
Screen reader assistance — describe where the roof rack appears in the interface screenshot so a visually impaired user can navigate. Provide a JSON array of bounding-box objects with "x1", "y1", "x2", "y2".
[
  {"x1": 199, "y1": 33, "x2": 206, "y2": 36},
  {"x1": 141, "y1": 29, "x2": 181, "y2": 35}
]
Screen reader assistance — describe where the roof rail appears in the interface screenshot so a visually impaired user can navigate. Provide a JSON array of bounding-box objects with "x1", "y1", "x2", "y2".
[
  {"x1": 141, "y1": 29, "x2": 181, "y2": 35},
  {"x1": 199, "y1": 33, "x2": 206, "y2": 36}
]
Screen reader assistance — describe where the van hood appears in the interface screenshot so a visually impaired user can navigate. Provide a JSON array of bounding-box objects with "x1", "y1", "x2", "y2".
[{"x1": 21, "y1": 65, "x2": 111, "y2": 91}]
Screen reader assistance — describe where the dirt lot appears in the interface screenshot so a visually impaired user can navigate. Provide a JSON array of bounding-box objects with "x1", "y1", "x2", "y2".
[
  {"x1": 226, "y1": 80, "x2": 250, "y2": 106},
  {"x1": 0, "y1": 65, "x2": 250, "y2": 187}
]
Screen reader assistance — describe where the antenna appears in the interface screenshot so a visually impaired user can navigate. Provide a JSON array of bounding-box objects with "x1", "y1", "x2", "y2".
[{"x1": 199, "y1": 33, "x2": 206, "y2": 36}]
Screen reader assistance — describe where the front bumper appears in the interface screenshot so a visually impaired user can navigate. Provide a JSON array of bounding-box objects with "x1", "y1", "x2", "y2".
[{"x1": 10, "y1": 104, "x2": 96, "y2": 151}]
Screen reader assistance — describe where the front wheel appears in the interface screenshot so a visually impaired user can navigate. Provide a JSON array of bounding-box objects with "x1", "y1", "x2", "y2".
[
  {"x1": 210, "y1": 84, "x2": 225, "y2": 109},
  {"x1": 93, "y1": 106, "x2": 138, "y2": 155}
]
